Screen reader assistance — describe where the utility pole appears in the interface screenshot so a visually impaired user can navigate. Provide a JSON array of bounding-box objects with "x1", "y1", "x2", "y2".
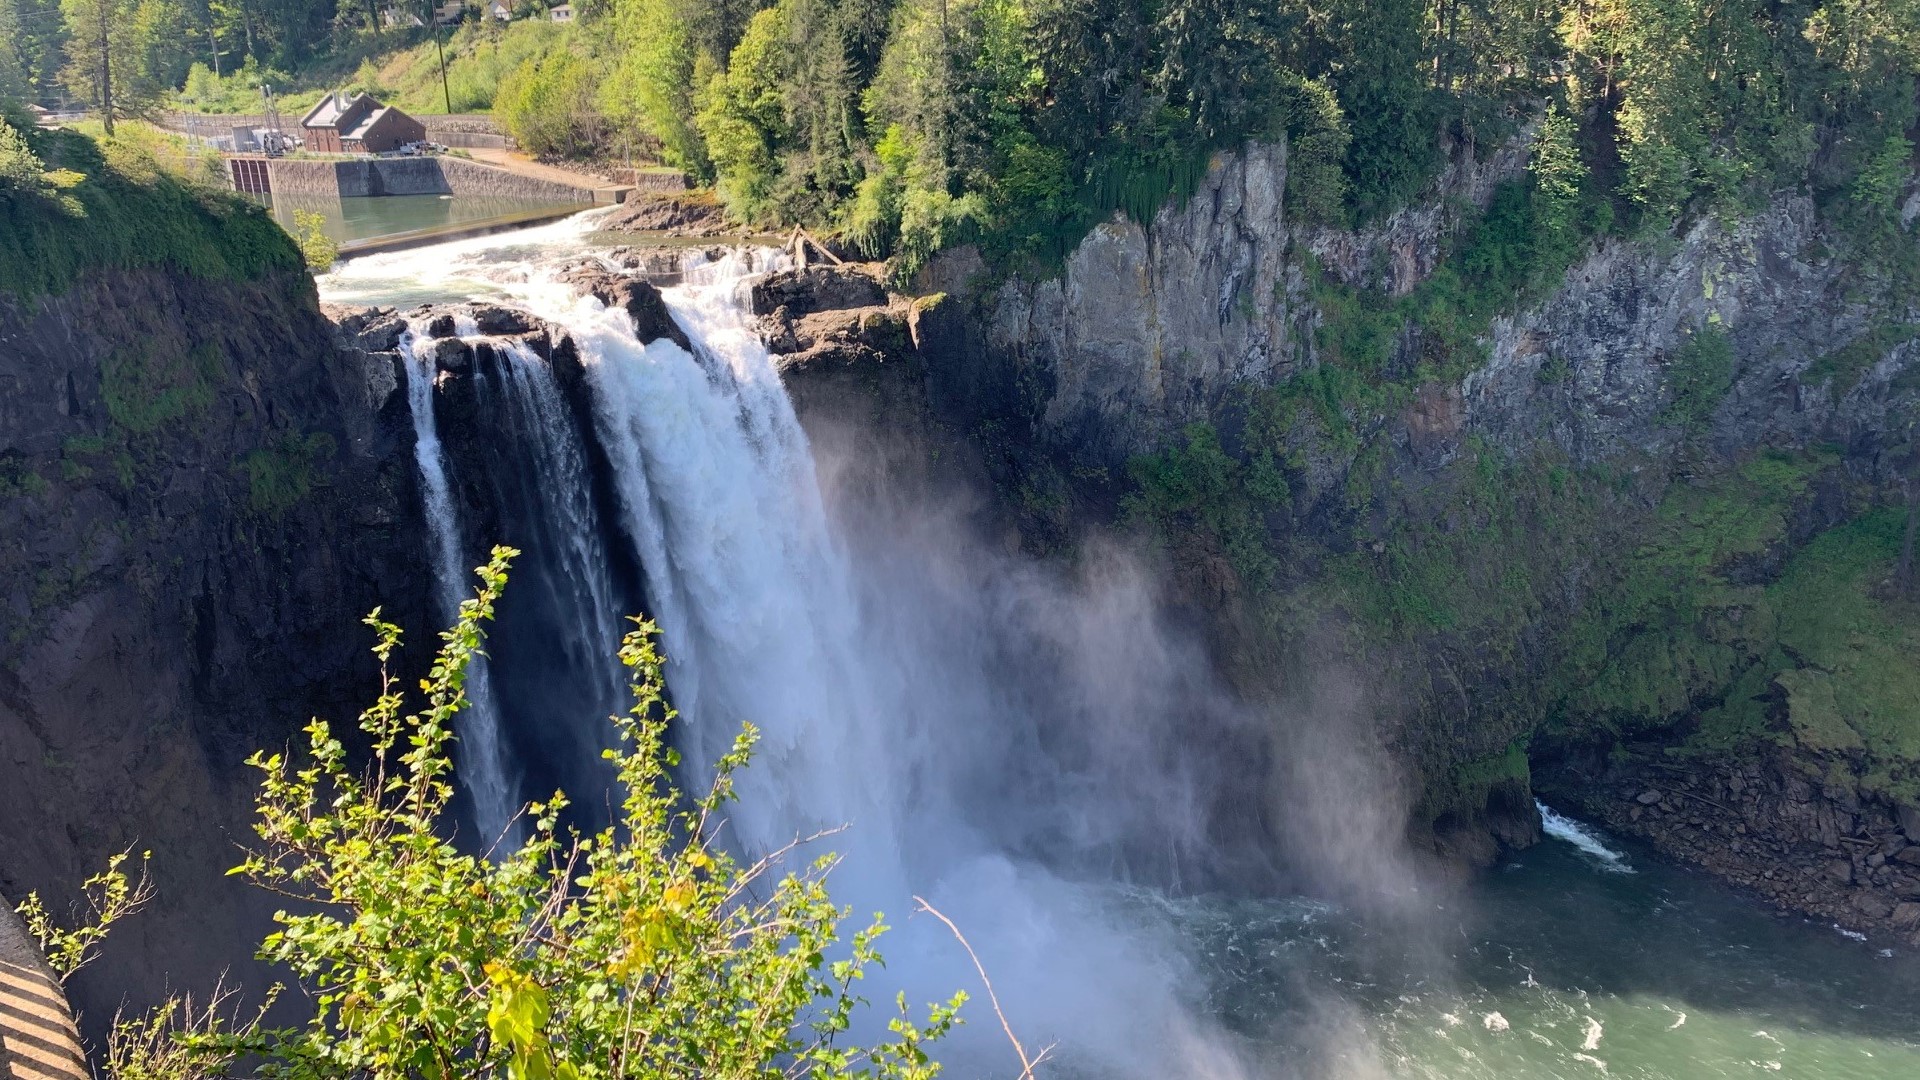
[{"x1": 431, "y1": 0, "x2": 452, "y2": 113}]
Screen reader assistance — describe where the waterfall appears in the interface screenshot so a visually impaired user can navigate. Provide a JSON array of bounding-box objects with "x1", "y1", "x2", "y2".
[
  {"x1": 402, "y1": 317, "x2": 517, "y2": 842},
  {"x1": 360, "y1": 237, "x2": 1237, "y2": 1075},
  {"x1": 324, "y1": 217, "x2": 1920, "y2": 1080},
  {"x1": 543, "y1": 252, "x2": 1221, "y2": 1072},
  {"x1": 401, "y1": 317, "x2": 634, "y2": 845},
  {"x1": 570, "y1": 252, "x2": 902, "y2": 862}
]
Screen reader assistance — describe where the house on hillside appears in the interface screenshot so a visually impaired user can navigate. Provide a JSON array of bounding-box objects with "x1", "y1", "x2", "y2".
[
  {"x1": 382, "y1": 8, "x2": 425, "y2": 27},
  {"x1": 432, "y1": 0, "x2": 464, "y2": 24},
  {"x1": 549, "y1": 4, "x2": 573, "y2": 21},
  {"x1": 487, "y1": 0, "x2": 512, "y2": 19},
  {"x1": 300, "y1": 93, "x2": 429, "y2": 155}
]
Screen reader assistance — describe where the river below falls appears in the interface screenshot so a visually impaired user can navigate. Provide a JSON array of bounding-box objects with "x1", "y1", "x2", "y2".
[
  {"x1": 1155, "y1": 814, "x2": 1920, "y2": 1078},
  {"x1": 320, "y1": 216, "x2": 1920, "y2": 1079}
]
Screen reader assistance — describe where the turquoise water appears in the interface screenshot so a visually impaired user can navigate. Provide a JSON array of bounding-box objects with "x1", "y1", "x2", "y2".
[
  {"x1": 257, "y1": 193, "x2": 583, "y2": 245},
  {"x1": 1172, "y1": 823, "x2": 1920, "y2": 1078}
]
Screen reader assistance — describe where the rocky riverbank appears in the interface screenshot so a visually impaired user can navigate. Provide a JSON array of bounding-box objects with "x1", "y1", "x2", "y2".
[{"x1": 1546, "y1": 753, "x2": 1920, "y2": 945}]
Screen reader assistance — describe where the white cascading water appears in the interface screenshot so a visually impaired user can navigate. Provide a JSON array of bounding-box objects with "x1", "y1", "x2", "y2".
[
  {"x1": 548, "y1": 252, "x2": 1226, "y2": 1073},
  {"x1": 402, "y1": 314, "x2": 516, "y2": 843},
  {"x1": 1535, "y1": 800, "x2": 1634, "y2": 873},
  {"x1": 570, "y1": 251, "x2": 907, "y2": 864},
  {"x1": 483, "y1": 337, "x2": 630, "y2": 726},
  {"x1": 347, "y1": 227, "x2": 1244, "y2": 1075}
]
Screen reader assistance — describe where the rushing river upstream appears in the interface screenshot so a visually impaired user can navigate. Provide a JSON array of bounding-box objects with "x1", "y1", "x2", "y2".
[{"x1": 321, "y1": 213, "x2": 1920, "y2": 1079}]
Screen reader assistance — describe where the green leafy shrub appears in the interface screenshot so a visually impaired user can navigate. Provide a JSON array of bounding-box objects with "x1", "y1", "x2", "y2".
[
  {"x1": 1661, "y1": 327, "x2": 1736, "y2": 427},
  {"x1": 496, "y1": 46, "x2": 607, "y2": 159},
  {"x1": 291, "y1": 209, "x2": 338, "y2": 272},
  {"x1": 0, "y1": 128, "x2": 301, "y2": 302},
  {"x1": 133, "y1": 547, "x2": 970, "y2": 1080},
  {"x1": 15, "y1": 849, "x2": 154, "y2": 982}
]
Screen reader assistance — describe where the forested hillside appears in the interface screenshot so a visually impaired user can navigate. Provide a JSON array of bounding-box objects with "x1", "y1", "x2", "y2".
[{"x1": 4, "y1": 0, "x2": 1915, "y2": 272}]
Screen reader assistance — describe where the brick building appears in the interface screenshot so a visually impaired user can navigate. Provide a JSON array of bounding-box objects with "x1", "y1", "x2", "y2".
[{"x1": 299, "y1": 94, "x2": 429, "y2": 155}]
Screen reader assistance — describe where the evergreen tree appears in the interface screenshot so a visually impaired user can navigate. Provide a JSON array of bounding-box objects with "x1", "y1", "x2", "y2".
[
  {"x1": 0, "y1": 0, "x2": 32, "y2": 105},
  {"x1": 61, "y1": 0, "x2": 167, "y2": 133}
]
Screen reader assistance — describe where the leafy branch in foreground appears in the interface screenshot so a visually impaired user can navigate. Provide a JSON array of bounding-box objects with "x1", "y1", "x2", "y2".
[
  {"x1": 16, "y1": 848, "x2": 155, "y2": 982},
  {"x1": 182, "y1": 544, "x2": 967, "y2": 1080}
]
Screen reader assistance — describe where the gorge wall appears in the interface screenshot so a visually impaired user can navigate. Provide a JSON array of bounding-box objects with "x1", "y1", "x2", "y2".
[
  {"x1": 897, "y1": 134, "x2": 1920, "y2": 925},
  {"x1": 0, "y1": 267, "x2": 429, "y2": 1034}
]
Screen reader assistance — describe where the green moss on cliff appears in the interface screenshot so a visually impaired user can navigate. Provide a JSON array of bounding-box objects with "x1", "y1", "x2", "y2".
[
  {"x1": 1660, "y1": 327, "x2": 1735, "y2": 427},
  {"x1": 0, "y1": 127, "x2": 301, "y2": 302},
  {"x1": 1805, "y1": 322, "x2": 1920, "y2": 394},
  {"x1": 101, "y1": 342, "x2": 224, "y2": 436},
  {"x1": 240, "y1": 432, "x2": 338, "y2": 518},
  {"x1": 1427, "y1": 740, "x2": 1532, "y2": 821},
  {"x1": 1766, "y1": 512, "x2": 1920, "y2": 793}
]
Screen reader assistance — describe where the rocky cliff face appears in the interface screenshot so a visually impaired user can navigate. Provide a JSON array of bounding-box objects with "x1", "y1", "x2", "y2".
[
  {"x1": 969, "y1": 135, "x2": 1534, "y2": 464},
  {"x1": 911, "y1": 136, "x2": 1920, "y2": 921},
  {"x1": 0, "y1": 269, "x2": 428, "y2": 1034},
  {"x1": 1469, "y1": 197, "x2": 1915, "y2": 469}
]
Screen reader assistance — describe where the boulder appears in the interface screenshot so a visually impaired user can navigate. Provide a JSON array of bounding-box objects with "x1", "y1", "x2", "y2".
[
  {"x1": 1899, "y1": 803, "x2": 1920, "y2": 842},
  {"x1": 599, "y1": 192, "x2": 728, "y2": 234},
  {"x1": 1636, "y1": 789, "x2": 1663, "y2": 805},
  {"x1": 1895, "y1": 902, "x2": 1920, "y2": 931},
  {"x1": 431, "y1": 336, "x2": 474, "y2": 374},
  {"x1": 1853, "y1": 892, "x2": 1895, "y2": 920},
  {"x1": 751, "y1": 265, "x2": 887, "y2": 318},
  {"x1": 472, "y1": 305, "x2": 536, "y2": 336},
  {"x1": 555, "y1": 262, "x2": 692, "y2": 352}
]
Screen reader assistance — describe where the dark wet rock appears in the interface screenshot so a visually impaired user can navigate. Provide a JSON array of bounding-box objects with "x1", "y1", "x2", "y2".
[
  {"x1": 473, "y1": 305, "x2": 535, "y2": 336},
  {"x1": 751, "y1": 265, "x2": 887, "y2": 318},
  {"x1": 2, "y1": 266, "x2": 431, "y2": 1042},
  {"x1": 1899, "y1": 804, "x2": 1920, "y2": 841},
  {"x1": 431, "y1": 337, "x2": 474, "y2": 374},
  {"x1": 555, "y1": 261, "x2": 692, "y2": 352},
  {"x1": 599, "y1": 192, "x2": 729, "y2": 234}
]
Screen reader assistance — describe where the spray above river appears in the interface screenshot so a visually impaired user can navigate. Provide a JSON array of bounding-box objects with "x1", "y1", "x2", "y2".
[{"x1": 321, "y1": 214, "x2": 1920, "y2": 1078}]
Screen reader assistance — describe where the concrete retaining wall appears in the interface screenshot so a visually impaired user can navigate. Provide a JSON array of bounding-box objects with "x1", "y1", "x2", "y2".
[
  {"x1": 436, "y1": 157, "x2": 595, "y2": 202},
  {"x1": 263, "y1": 156, "x2": 595, "y2": 203},
  {"x1": 1, "y1": 906, "x2": 88, "y2": 1080},
  {"x1": 437, "y1": 131, "x2": 512, "y2": 149}
]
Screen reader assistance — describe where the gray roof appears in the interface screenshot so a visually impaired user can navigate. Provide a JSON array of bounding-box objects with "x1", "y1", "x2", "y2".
[
  {"x1": 343, "y1": 107, "x2": 390, "y2": 141},
  {"x1": 301, "y1": 92, "x2": 376, "y2": 131}
]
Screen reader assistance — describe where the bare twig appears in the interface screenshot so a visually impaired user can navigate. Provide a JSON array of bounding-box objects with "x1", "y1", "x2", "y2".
[{"x1": 911, "y1": 897, "x2": 1053, "y2": 1080}]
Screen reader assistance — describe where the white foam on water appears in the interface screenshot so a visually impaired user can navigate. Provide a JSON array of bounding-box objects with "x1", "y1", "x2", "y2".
[
  {"x1": 317, "y1": 208, "x2": 612, "y2": 307},
  {"x1": 1537, "y1": 801, "x2": 1635, "y2": 873}
]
